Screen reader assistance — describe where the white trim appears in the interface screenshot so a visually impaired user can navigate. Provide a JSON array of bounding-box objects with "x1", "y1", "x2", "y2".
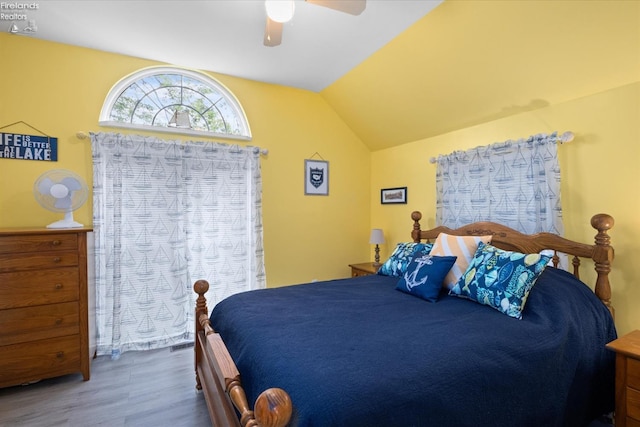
[
  {"x1": 99, "y1": 66, "x2": 252, "y2": 140},
  {"x1": 97, "y1": 121, "x2": 252, "y2": 141}
]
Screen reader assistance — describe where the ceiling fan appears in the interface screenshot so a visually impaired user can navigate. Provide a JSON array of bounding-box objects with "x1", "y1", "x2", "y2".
[{"x1": 264, "y1": 0, "x2": 366, "y2": 47}]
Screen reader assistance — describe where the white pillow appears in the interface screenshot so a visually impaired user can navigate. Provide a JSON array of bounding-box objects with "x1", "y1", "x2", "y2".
[{"x1": 429, "y1": 233, "x2": 492, "y2": 289}]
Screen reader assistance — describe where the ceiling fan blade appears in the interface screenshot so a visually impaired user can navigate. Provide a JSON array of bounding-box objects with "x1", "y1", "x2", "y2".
[
  {"x1": 306, "y1": 0, "x2": 366, "y2": 15},
  {"x1": 264, "y1": 16, "x2": 283, "y2": 47}
]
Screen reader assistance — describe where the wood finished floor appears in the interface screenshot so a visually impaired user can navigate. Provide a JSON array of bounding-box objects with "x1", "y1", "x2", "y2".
[
  {"x1": 0, "y1": 345, "x2": 615, "y2": 427},
  {"x1": 0, "y1": 346, "x2": 211, "y2": 427}
]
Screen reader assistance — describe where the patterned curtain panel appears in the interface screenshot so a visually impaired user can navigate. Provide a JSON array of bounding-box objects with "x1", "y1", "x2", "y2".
[
  {"x1": 91, "y1": 132, "x2": 265, "y2": 358},
  {"x1": 435, "y1": 132, "x2": 564, "y2": 235}
]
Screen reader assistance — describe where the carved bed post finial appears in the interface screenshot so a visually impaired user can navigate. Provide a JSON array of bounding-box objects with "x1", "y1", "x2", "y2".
[
  {"x1": 227, "y1": 380, "x2": 292, "y2": 427},
  {"x1": 411, "y1": 211, "x2": 423, "y2": 243},
  {"x1": 590, "y1": 214, "x2": 615, "y2": 318},
  {"x1": 254, "y1": 388, "x2": 293, "y2": 427},
  {"x1": 194, "y1": 279, "x2": 210, "y2": 326}
]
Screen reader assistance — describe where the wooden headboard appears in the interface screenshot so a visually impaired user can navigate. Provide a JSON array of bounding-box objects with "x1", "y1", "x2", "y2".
[{"x1": 410, "y1": 211, "x2": 615, "y2": 317}]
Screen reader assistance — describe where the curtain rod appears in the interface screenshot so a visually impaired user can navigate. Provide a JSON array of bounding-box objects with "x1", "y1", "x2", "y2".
[
  {"x1": 75, "y1": 131, "x2": 269, "y2": 155},
  {"x1": 428, "y1": 131, "x2": 574, "y2": 164}
]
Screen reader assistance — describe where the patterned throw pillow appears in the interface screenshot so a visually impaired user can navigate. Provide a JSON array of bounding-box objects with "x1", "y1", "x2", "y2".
[
  {"x1": 396, "y1": 254, "x2": 458, "y2": 302},
  {"x1": 378, "y1": 242, "x2": 433, "y2": 277},
  {"x1": 450, "y1": 242, "x2": 552, "y2": 319},
  {"x1": 429, "y1": 233, "x2": 492, "y2": 289}
]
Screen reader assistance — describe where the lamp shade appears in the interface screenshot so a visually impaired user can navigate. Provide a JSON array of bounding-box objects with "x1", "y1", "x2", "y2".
[{"x1": 369, "y1": 228, "x2": 385, "y2": 245}]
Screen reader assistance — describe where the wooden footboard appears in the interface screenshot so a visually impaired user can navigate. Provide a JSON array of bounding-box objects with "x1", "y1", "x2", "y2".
[{"x1": 194, "y1": 280, "x2": 293, "y2": 427}]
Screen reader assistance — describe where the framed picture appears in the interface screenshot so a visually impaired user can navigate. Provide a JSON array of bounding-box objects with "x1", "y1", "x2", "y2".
[
  {"x1": 305, "y1": 159, "x2": 329, "y2": 195},
  {"x1": 381, "y1": 187, "x2": 407, "y2": 204}
]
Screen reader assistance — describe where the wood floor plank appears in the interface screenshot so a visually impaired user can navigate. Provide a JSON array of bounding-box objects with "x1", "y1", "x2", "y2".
[{"x1": 0, "y1": 346, "x2": 210, "y2": 427}]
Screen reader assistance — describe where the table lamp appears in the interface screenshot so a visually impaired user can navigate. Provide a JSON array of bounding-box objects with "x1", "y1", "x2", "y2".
[{"x1": 369, "y1": 228, "x2": 385, "y2": 266}]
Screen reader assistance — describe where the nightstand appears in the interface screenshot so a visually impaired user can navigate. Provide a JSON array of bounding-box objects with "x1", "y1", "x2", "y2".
[
  {"x1": 349, "y1": 262, "x2": 380, "y2": 277},
  {"x1": 606, "y1": 330, "x2": 640, "y2": 427}
]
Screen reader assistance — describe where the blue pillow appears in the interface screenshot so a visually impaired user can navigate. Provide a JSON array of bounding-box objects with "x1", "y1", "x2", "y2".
[
  {"x1": 396, "y1": 254, "x2": 458, "y2": 302},
  {"x1": 450, "y1": 242, "x2": 552, "y2": 319},
  {"x1": 378, "y1": 242, "x2": 434, "y2": 277}
]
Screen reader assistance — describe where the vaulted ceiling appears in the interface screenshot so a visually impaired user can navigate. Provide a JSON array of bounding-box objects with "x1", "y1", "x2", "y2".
[
  {"x1": 8, "y1": 0, "x2": 639, "y2": 151},
  {"x1": 322, "y1": 0, "x2": 640, "y2": 150}
]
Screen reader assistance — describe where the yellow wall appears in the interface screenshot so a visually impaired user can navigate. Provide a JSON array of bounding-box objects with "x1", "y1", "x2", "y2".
[
  {"x1": 371, "y1": 82, "x2": 640, "y2": 335},
  {"x1": 1, "y1": 0, "x2": 638, "y2": 336},
  {"x1": 0, "y1": 34, "x2": 372, "y2": 285}
]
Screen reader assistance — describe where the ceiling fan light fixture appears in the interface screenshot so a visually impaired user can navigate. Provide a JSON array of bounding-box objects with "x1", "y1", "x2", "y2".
[{"x1": 265, "y1": 0, "x2": 295, "y2": 23}]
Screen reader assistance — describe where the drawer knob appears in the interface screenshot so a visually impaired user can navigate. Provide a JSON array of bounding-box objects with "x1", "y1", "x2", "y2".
[
  {"x1": 52, "y1": 240, "x2": 62, "y2": 246},
  {"x1": 55, "y1": 318, "x2": 63, "y2": 325},
  {"x1": 56, "y1": 351, "x2": 64, "y2": 358},
  {"x1": 54, "y1": 283, "x2": 63, "y2": 290},
  {"x1": 53, "y1": 257, "x2": 61, "y2": 263}
]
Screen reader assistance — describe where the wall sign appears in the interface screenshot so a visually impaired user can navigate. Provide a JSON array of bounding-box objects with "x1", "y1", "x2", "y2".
[
  {"x1": 0, "y1": 132, "x2": 58, "y2": 161},
  {"x1": 304, "y1": 159, "x2": 329, "y2": 196}
]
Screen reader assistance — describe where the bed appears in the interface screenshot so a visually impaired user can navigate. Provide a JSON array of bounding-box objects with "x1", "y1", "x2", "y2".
[{"x1": 193, "y1": 211, "x2": 616, "y2": 427}]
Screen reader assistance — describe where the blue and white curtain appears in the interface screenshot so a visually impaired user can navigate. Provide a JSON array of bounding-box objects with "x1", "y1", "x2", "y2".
[
  {"x1": 435, "y1": 132, "x2": 563, "y2": 235},
  {"x1": 91, "y1": 132, "x2": 265, "y2": 358}
]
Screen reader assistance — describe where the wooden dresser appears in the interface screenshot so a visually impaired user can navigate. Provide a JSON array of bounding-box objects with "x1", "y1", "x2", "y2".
[
  {"x1": 606, "y1": 330, "x2": 640, "y2": 427},
  {"x1": 0, "y1": 228, "x2": 92, "y2": 388}
]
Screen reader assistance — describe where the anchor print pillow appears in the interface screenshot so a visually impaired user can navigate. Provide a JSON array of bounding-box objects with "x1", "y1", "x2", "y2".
[
  {"x1": 378, "y1": 242, "x2": 434, "y2": 277},
  {"x1": 396, "y1": 254, "x2": 458, "y2": 302}
]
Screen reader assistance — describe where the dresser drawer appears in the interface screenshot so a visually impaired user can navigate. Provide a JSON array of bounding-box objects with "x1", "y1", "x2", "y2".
[
  {"x1": 628, "y1": 386, "x2": 640, "y2": 421},
  {"x1": 0, "y1": 335, "x2": 80, "y2": 388},
  {"x1": 629, "y1": 358, "x2": 640, "y2": 390},
  {"x1": 0, "y1": 268, "x2": 79, "y2": 309},
  {"x1": 0, "y1": 251, "x2": 78, "y2": 273},
  {"x1": 628, "y1": 417, "x2": 640, "y2": 427},
  {"x1": 0, "y1": 302, "x2": 79, "y2": 346},
  {"x1": 0, "y1": 233, "x2": 78, "y2": 254}
]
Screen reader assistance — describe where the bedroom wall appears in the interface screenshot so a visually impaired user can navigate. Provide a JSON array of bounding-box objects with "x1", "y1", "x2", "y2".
[
  {"x1": 0, "y1": 33, "x2": 371, "y2": 287},
  {"x1": 369, "y1": 81, "x2": 640, "y2": 336}
]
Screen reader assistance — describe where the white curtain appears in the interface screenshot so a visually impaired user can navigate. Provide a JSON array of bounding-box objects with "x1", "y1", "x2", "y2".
[
  {"x1": 91, "y1": 132, "x2": 265, "y2": 358},
  {"x1": 435, "y1": 132, "x2": 563, "y2": 235}
]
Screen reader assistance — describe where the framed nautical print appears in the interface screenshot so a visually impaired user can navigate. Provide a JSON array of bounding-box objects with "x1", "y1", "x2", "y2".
[
  {"x1": 381, "y1": 187, "x2": 407, "y2": 204},
  {"x1": 304, "y1": 159, "x2": 329, "y2": 196}
]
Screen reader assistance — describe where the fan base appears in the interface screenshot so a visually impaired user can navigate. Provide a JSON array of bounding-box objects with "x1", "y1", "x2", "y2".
[{"x1": 46, "y1": 219, "x2": 84, "y2": 229}]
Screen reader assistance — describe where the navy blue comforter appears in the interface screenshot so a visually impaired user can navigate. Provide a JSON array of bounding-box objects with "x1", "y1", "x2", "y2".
[{"x1": 210, "y1": 267, "x2": 616, "y2": 427}]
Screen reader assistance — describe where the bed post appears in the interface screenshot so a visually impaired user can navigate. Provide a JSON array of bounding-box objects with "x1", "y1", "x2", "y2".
[
  {"x1": 411, "y1": 211, "x2": 423, "y2": 243},
  {"x1": 194, "y1": 279, "x2": 210, "y2": 390},
  {"x1": 590, "y1": 214, "x2": 615, "y2": 318},
  {"x1": 193, "y1": 280, "x2": 294, "y2": 427}
]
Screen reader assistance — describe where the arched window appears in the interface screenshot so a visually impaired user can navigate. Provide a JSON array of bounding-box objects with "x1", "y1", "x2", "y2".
[{"x1": 99, "y1": 67, "x2": 251, "y2": 140}]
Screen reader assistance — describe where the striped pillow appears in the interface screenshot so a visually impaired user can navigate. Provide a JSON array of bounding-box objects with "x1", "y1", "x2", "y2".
[{"x1": 429, "y1": 233, "x2": 492, "y2": 289}]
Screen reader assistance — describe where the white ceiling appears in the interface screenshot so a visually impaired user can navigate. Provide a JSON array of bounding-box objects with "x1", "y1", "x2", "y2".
[{"x1": 16, "y1": 0, "x2": 442, "y2": 92}]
